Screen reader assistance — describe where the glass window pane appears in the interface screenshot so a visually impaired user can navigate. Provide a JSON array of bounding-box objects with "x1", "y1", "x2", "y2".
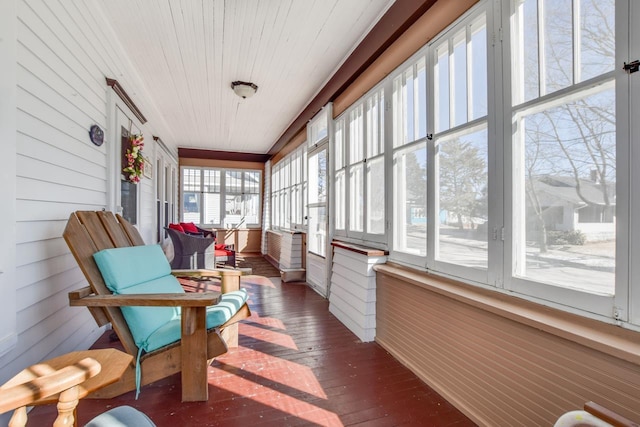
[
  {"x1": 224, "y1": 194, "x2": 242, "y2": 227},
  {"x1": 513, "y1": 0, "x2": 540, "y2": 103},
  {"x1": 404, "y1": 66, "x2": 415, "y2": 143},
  {"x1": 579, "y1": 0, "x2": 615, "y2": 81},
  {"x1": 366, "y1": 94, "x2": 382, "y2": 157},
  {"x1": 182, "y1": 191, "x2": 200, "y2": 224},
  {"x1": 335, "y1": 119, "x2": 344, "y2": 169},
  {"x1": 310, "y1": 110, "x2": 328, "y2": 145},
  {"x1": 203, "y1": 170, "x2": 220, "y2": 192},
  {"x1": 308, "y1": 150, "x2": 326, "y2": 204},
  {"x1": 272, "y1": 193, "x2": 279, "y2": 227},
  {"x1": 244, "y1": 171, "x2": 260, "y2": 193},
  {"x1": 393, "y1": 77, "x2": 403, "y2": 148},
  {"x1": 308, "y1": 206, "x2": 326, "y2": 257},
  {"x1": 335, "y1": 170, "x2": 346, "y2": 230},
  {"x1": 542, "y1": 0, "x2": 573, "y2": 94},
  {"x1": 367, "y1": 157, "x2": 385, "y2": 234},
  {"x1": 416, "y1": 58, "x2": 427, "y2": 139},
  {"x1": 243, "y1": 193, "x2": 260, "y2": 225},
  {"x1": 349, "y1": 106, "x2": 364, "y2": 163},
  {"x1": 349, "y1": 164, "x2": 364, "y2": 232},
  {"x1": 183, "y1": 168, "x2": 200, "y2": 192},
  {"x1": 203, "y1": 193, "x2": 220, "y2": 225},
  {"x1": 516, "y1": 85, "x2": 615, "y2": 295},
  {"x1": 470, "y1": 17, "x2": 488, "y2": 120},
  {"x1": 452, "y1": 31, "x2": 468, "y2": 127},
  {"x1": 225, "y1": 171, "x2": 242, "y2": 193},
  {"x1": 437, "y1": 126, "x2": 488, "y2": 269},
  {"x1": 435, "y1": 43, "x2": 450, "y2": 133},
  {"x1": 393, "y1": 142, "x2": 427, "y2": 255}
]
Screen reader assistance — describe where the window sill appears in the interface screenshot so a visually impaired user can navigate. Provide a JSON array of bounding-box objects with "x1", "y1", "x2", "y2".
[
  {"x1": 374, "y1": 262, "x2": 640, "y2": 366},
  {"x1": 332, "y1": 240, "x2": 388, "y2": 257}
]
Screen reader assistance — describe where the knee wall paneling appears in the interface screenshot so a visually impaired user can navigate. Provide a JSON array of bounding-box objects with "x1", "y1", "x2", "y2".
[{"x1": 375, "y1": 265, "x2": 640, "y2": 426}]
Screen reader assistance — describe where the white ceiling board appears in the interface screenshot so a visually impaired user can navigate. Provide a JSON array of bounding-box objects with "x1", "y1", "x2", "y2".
[{"x1": 97, "y1": 0, "x2": 394, "y2": 154}]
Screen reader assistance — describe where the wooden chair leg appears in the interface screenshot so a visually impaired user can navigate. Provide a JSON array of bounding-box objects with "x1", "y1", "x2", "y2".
[
  {"x1": 54, "y1": 385, "x2": 79, "y2": 427},
  {"x1": 8, "y1": 406, "x2": 27, "y2": 427},
  {"x1": 181, "y1": 306, "x2": 208, "y2": 402}
]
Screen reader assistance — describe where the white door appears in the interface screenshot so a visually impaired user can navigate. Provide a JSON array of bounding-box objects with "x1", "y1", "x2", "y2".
[
  {"x1": 112, "y1": 107, "x2": 141, "y2": 224},
  {"x1": 155, "y1": 144, "x2": 178, "y2": 243},
  {"x1": 306, "y1": 147, "x2": 328, "y2": 296}
]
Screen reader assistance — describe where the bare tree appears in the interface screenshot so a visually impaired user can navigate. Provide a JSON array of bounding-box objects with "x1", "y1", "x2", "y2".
[{"x1": 439, "y1": 138, "x2": 486, "y2": 230}]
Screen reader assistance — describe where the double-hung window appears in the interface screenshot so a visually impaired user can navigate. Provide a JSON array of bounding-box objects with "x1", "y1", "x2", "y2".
[
  {"x1": 271, "y1": 144, "x2": 307, "y2": 231},
  {"x1": 432, "y1": 10, "x2": 489, "y2": 282},
  {"x1": 181, "y1": 167, "x2": 261, "y2": 228},
  {"x1": 392, "y1": 56, "x2": 428, "y2": 263},
  {"x1": 334, "y1": 86, "x2": 386, "y2": 244},
  {"x1": 507, "y1": 0, "x2": 617, "y2": 315},
  {"x1": 386, "y1": 0, "x2": 624, "y2": 320},
  {"x1": 391, "y1": 6, "x2": 488, "y2": 283}
]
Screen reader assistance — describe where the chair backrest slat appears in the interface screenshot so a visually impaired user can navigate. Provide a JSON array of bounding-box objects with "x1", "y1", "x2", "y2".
[
  {"x1": 99, "y1": 211, "x2": 135, "y2": 247},
  {"x1": 116, "y1": 213, "x2": 146, "y2": 246},
  {"x1": 76, "y1": 211, "x2": 118, "y2": 251},
  {"x1": 63, "y1": 211, "x2": 139, "y2": 356}
]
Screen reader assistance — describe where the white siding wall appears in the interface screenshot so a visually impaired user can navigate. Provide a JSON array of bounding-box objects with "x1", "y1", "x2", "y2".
[{"x1": 0, "y1": 3, "x2": 173, "y2": 422}]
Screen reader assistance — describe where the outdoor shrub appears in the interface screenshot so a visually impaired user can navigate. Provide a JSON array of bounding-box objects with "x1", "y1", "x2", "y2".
[{"x1": 547, "y1": 230, "x2": 586, "y2": 246}]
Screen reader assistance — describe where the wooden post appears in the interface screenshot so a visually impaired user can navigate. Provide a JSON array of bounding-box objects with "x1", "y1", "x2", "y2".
[
  {"x1": 219, "y1": 269, "x2": 242, "y2": 347},
  {"x1": 181, "y1": 306, "x2": 208, "y2": 401}
]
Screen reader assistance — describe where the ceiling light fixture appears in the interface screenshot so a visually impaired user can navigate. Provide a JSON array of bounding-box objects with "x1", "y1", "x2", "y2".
[{"x1": 231, "y1": 81, "x2": 258, "y2": 99}]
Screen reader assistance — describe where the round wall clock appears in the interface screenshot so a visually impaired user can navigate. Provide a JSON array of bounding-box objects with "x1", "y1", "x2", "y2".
[{"x1": 89, "y1": 125, "x2": 104, "y2": 146}]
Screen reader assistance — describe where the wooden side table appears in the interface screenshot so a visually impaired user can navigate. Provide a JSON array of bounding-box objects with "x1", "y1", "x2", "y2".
[{"x1": 3, "y1": 348, "x2": 132, "y2": 406}]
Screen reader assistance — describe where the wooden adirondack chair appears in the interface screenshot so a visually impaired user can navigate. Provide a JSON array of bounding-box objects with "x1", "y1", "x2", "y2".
[{"x1": 63, "y1": 211, "x2": 250, "y2": 402}]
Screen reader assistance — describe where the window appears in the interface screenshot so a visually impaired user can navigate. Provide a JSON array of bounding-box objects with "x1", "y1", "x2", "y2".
[
  {"x1": 509, "y1": 0, "x2": 616, "y2": 312},
  {"x1": 381, "y1": 0, "x2": 625, "y2": 321},
  {"x1": 392, "y1": 56, "x2": 428, "y2": 261},
  {"x1": 181, "y1": 167, "x2": 261, "y2": 228},
  {"x1": 390, "y1": 10, "x2": 489, "y2": 281},
  {"x1": 334, "y1": 86, "x2": 386, "y2": 243},
  {"x1": 271, "y1": 144, "x2": 307, "y2": 231},
  {"x1": 307, "y1": 106, "x2": 330, "y2": 257},
  {"x1": 433, "y1": 14, "x2": 488, "y2": 279}
]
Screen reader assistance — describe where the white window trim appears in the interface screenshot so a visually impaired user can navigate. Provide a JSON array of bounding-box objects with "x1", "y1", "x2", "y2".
[
  {"x1": 180, "y1": 166, "x2": 262, "y2": 229},
  {"x1": 334, "y1": 82, "x2": 389, "y2": 246}
]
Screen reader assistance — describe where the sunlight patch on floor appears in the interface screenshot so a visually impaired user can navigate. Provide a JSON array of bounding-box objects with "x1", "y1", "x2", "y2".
[
  {"x1": 208, "y1": 359, "x2": 339, "y2": 425},
  {"x1": 240, "y1": 322, "x2": 298, "y2": 350}
]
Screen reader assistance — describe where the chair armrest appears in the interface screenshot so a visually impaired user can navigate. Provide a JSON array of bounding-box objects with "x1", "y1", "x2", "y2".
[
  {"x1": 69, "y1": 291, "x2": 221, "y2": 308},
  {"x1": 0, "y1": 357, "x2": 101, "y2": 415},
  {"x1": 195, "y1": 225, "x2": 215, "y2": 238},
  {"x1": 171, "y1": 269, "x2": 222, "y2": 278},
  {"x1": 170, "y1": 269, "x2": 242, "y2": 278}
]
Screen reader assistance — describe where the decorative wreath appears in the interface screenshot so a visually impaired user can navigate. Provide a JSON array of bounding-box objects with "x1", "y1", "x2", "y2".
[{"x1": 123, "y1": 134, "x2": 146, "y2": 183}]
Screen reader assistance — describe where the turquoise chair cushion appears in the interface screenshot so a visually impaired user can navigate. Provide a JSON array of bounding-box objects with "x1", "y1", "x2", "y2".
[
  {"x1": 93, "y1": 245, "x2": 172, "y2": 292},
  {"x1": 144, "y1": 289, "x2": 249, "y2": 351},
  {"x1": 93, "y1": 244, "x2": 249, "y2": 398},
  {"x1": 93, "y1": 245, "x2": 183, "y2": 352}
]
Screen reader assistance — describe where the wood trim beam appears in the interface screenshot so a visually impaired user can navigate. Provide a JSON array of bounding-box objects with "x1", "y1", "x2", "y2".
[
  {"x1": 105, "y1": 78, "x2": 147, "y2": 124},
  {"x1": 178, "y1": 148, "x2": 271, "y2": 163},
  {"x1": 267, "y1": 0, "x2": 437, "y2": 156}
]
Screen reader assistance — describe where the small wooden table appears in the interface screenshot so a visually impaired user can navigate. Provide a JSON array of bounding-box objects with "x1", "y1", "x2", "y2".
[{"x1": 3, "y1": 348, "x2": 132, "y2": 405}]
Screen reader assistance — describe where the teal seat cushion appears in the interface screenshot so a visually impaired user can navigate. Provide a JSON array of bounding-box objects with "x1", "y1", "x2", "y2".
[
  {"x1": 92, "y1": 245, "x2": 249, "y2": 398},
  {"x1": 93, "y1": 245, "x2": 172, "y2": 292},
  {"x1": 93, "y1": 245, "x2": 183, "y2": 350},
  {"x1": 144, "y1": 289, "x2": 249, "y2": 352}
]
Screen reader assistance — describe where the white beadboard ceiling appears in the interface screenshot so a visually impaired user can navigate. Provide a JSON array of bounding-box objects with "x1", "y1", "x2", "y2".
[{"x1": 97, "y1": 0, "x2": 394, "y2": 154}]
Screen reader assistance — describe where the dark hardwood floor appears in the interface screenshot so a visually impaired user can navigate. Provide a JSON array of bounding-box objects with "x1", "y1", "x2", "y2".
[{"x1": 27, "y1": 272, "x2": 476, "y2": 427}]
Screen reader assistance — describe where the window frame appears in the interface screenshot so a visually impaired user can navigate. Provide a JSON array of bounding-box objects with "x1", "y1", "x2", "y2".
[
  {"x1": 379, "y1": 0, "x2": 630, "y2": 324},
  {"x1": 180, "y1": 166, "x2": 262, "y2": 229},
  {"x1": 333, "y1": 83, "x2": 388, "y2": 245},
  {"x1": 271, "y1": 143, "x2": 307, "y2": 231},
  {"x1": 503, "y1": 0, "x2": 619, "y2": 318}
]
